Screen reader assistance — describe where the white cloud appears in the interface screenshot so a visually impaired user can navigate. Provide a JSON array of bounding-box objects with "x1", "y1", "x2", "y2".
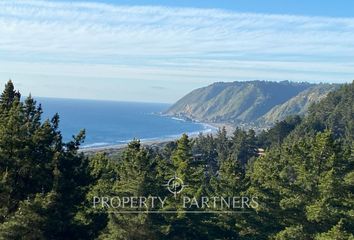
[{"x1": 0, "y1": 0, "x2": 353, "y2": 102}]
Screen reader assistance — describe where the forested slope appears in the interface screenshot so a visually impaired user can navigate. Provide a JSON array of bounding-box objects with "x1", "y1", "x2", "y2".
[{"x1": 0, "y1": 80, "x2": 352, "y2": 240}]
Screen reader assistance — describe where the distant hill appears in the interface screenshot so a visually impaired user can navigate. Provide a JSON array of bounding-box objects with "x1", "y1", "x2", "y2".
[{"x1": 165, "y1": 81, "x2": 339, "y2": 128}]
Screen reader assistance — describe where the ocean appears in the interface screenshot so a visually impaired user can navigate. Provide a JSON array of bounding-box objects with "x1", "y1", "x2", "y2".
[{"x1": 37, "y1": 97, "x2": 216, "y2": 148}]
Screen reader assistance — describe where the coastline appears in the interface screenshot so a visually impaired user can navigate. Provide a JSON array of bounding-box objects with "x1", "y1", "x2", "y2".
[
  {"x1": 80, "y1": 121, "x2": 220, "y2": 154},
  {"x1": 78, "y1": 107, "x2": 243, "y2": 154},
  {"x1": 80, "y1": 138, "x2": 173, "y2": 154},
  {"x1": 205, "y1": 122, "x2": 236, "y2": 135}
]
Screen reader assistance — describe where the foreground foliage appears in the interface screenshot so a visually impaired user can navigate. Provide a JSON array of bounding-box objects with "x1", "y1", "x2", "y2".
[{"x1": 0, "y1": 81, "x2": 353, "y2": 240}]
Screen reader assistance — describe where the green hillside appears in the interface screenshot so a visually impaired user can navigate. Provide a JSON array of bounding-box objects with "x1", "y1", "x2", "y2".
[
  {"x1": 258, "y1": 84, "x2": 339, "y2": 126},
  {"x1": 291, "y1": 81, "x2": 354, "y2": 141},
  {"x1": 165, "y1": 80, "x2": 338, "y2": 128}
]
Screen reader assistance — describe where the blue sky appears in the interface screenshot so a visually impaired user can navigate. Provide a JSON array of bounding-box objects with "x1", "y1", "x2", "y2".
[
  {"x1": 0, "y1": 0, "x2": 353, "y2": 103},
  {"x1": 79, "y1": 0, "x2": 354, "y2": 18}
]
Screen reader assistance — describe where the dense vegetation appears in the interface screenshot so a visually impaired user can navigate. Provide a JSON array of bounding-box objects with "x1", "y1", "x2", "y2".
[
  {"x1": 165, "y1": 80, "x2": 338, "y2": 128},
  {"x1": 0, "y1": 80, "x2": 352, "y2": 239}
]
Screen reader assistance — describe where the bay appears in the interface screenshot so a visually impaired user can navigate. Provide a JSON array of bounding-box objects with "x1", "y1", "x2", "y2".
[{"x1": 37, "y1": 97, "x2": 215, "y2": 148}]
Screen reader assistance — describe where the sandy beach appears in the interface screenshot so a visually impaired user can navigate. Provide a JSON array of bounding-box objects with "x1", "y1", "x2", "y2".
[{"x1": 79, "y1": 121, "x2": 233, "y2": 155}]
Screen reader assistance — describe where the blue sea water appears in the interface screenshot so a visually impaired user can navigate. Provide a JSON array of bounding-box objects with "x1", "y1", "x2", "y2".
[{"x1": 37, "y1": 98, "x2": 216, "y2": 148}]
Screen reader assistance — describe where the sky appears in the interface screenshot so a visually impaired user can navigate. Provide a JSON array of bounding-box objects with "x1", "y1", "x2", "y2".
[{"x1": 0, "y1": 0, "x2": 353, "y2": 103}]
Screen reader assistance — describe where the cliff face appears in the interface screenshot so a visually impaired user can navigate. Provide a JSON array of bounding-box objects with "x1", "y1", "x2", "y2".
[{"x1": 165, "y1": 81, "x2": 338, "y2": 128}]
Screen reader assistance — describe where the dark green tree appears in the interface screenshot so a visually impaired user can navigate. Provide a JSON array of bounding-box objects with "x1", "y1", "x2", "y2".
[
  {"x1": 0, "y1": 81, "x2": 91, "y2": 239},
  {"x1": 97, "y1": 140, "x2": 159, "y2": 240}
]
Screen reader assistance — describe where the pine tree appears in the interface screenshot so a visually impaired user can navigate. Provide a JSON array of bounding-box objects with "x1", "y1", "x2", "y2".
[
  {"x1": 0, "y1": 81, "x2": 91, "y2": 239},
  {"x1": 193, "y1": 133, "x2": 218, "y2": 175},
  {"x1": 0, "y1": 196, "x2": 46, "y2": 240},
  {"x1": 231, "y1": 128, "x2": 257, "y2": 165},
  {"x1": 211, "y1": 153, "x2": 245, "y2": 239},
  {"x1": 216, "y1": 127, "x2": 230, "y2": 163},
  {"x1": 98, "y1": 140, "x2": 159, "y2": 240},
  {"x1": 246, "y1": 130, "x2": 353, "y2": 239},
  {"x1": 0, "y1": 80, "x2": 20, "y2": 112},
  {"x1": 161, "y1": 134, "x2": 215, "y2": 239}
]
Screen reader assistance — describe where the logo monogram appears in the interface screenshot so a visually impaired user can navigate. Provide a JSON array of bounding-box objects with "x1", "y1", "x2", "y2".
[{"x1": 163, "y1": 174, "x2": 188, "y2": 198}]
